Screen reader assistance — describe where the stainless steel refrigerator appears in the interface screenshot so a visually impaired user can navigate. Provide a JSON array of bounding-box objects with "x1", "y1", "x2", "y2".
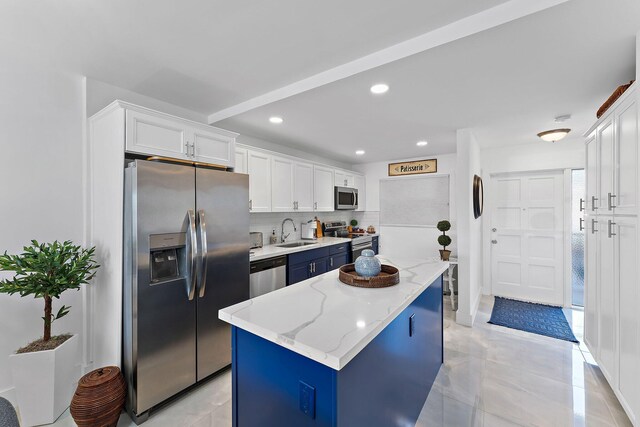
[{"x1": 123, "y1": 159, "x2": 249, "y2": 423}]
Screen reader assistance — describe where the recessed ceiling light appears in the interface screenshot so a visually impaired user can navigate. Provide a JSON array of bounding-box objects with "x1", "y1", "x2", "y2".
[
  {"x1": 269, "y1": 116, "x2": 283, "y2": 124},
  {"x1": 370, "y1": 83, "x2": 389, "y2": 94},
  {"x1": 416, "y1": 140, "x2": 428, "y2": 147},
  {"x1": 355, "y1": 150, "x2": 365, "y2": 155},
  {"x1": 356, "y1": 321, "x2": 366, "y2": 329},
  {"x1": 537, "y1": 128, "x2": 571, "y2": 142}
]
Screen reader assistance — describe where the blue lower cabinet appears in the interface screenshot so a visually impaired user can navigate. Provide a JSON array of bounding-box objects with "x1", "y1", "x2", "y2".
[
  {"x1": 372, "y1": 236, "x2": 379, "y2": 255},
  {"x1": 232, "y1": 276, "x2": 443, "y2": 426},
  {"x1": 327, "y1": 253, "x2": 348, "y2": 271},
  {"x1": 287, "y1": 244, "x2": 348, "y2": 285}
]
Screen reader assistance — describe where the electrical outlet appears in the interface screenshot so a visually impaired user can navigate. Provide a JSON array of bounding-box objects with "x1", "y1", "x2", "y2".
[{"x1": 299, "y1": 381, "x2": 316, "y2": 419}]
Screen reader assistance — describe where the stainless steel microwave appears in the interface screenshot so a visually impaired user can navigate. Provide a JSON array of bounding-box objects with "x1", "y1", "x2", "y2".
[{"x1": 335, "y1": 186, "x2": 358, "y2": 210}]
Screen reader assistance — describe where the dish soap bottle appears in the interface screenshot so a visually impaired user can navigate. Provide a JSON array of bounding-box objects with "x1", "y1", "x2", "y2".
[{"x1": 269, "y1": 229, "x2": 277, "y2": 245}]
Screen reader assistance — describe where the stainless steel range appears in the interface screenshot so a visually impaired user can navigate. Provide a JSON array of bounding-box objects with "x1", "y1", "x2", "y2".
[{"x1": 323, "y1": 221, "x2": 373, "y2": 259}]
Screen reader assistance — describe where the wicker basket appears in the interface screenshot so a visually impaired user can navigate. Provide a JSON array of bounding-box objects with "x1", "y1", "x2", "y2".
[
  {"x1": 597, "y1": 80, "x2": 635, "y2": 118},
  {"x1": 339, "y1": 264, "x2": 399, "y2": 288},
  {"x1": 70, "y1": 366, "x2": 126, "y2": 427}
]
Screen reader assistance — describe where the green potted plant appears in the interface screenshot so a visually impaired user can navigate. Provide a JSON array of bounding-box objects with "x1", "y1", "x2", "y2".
[
  {"x1": 0, "y1": 240, "x2": 99, "y2": 426},
  {"x1": 350, "y1": 219, "x2": 358, "y2": 232},
  {"x1": 437, "y1": 220, "x2": 452, "y2": 261}
]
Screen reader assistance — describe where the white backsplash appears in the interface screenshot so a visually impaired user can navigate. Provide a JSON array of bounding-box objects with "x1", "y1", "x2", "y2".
[{"x1": 250, "y1": 211, "x2": 380, "y2": 245}]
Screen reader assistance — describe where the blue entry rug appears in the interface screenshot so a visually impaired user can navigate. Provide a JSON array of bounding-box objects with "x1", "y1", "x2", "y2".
[{"x1": 488, "y1": 297, "x2": 579, "y2": 343}]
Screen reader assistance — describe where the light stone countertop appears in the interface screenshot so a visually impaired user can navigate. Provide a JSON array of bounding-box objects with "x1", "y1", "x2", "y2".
[
  {"x1": 219, "y1": 256, "x2": 448, "y2": 370},
  {"x1": 250, "y1": 235, "x2": 377, "y2": 261}
]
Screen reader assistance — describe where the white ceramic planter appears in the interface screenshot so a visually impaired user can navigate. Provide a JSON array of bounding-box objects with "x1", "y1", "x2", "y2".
[{"x1": 9, "y1": 334, "x2": 80, "y2": 426}]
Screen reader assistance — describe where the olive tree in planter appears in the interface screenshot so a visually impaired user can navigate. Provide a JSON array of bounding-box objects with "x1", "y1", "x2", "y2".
[
  {"x1": 436, "y1": 220, "x2": 452, "y2": 261},
  {"x1": 0, "y1": 240, "x2": 99, "y2": 426}
]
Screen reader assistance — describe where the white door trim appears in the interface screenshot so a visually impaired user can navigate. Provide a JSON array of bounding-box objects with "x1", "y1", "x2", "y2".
[{"x1": 486, "y1": 168, "x2": 572, "y2": 307}]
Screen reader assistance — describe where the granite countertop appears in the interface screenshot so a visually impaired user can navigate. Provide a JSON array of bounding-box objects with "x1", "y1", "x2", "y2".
[
  {"x1": 219, "y1": 256, "x2": 448, "y2": 370},
  {"x1": 249, "y1": 236, "x2": 352, "y2": 261}
]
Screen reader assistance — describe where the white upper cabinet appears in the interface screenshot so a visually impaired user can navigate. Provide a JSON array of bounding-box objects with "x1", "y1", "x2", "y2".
[
  {"x1": 293, "y1": 161, "x2": 314, "y2": 212},
  {"x1": 598, "y1": 117, "x2": 615, "y2": 213},
  {"x1": 126, "y1": 109, "x2": 189, "y2": 160},
  {"x1": 124, "y1": 104, "x2": 237, "y2": 168},
  {"x1": 271, "y1": 156, "x2": 294, "y2": 212},
  {"x1": 614, "y1": 95, "x2": 638, "y2": 215},
  {"x1": 313, "y1": 165, "x2": 335, "y2": 212},
  {"x1": 335, "y1": 170, "x2": 355, "y2": 188},
  {"x1": 248, "y1": 150, "x2": 272, "y2": 212},
  {"x1": 235, "y1": 147, "x2": 248, "y2": 174},
  {"x1": 191, "y1": 128, "x2": 235, "y2": 166},
  {"x1": 585, "y1": 135, "x2": 598, "y2": 213},
  {"x1": 354, "y1": 174, "x2": 366, "y2": 211}
]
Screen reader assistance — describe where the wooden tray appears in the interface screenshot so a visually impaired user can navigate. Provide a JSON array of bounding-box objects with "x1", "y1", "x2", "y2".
[{"x1": 339, "y1": 264, "x2": 399, "y2": 288}]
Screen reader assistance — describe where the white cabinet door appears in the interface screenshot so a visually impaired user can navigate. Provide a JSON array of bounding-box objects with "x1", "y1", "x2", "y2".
[
  {"x1": 248, "y1": 150, "x2": 272, "y2": 212},
  {"x1": 614, "y1": 96, "x2": 638, "y2": 215},
  {"x1": 126, "y1": 109, "x2": 188, "y2": 159},
  {"x1": 235, "y1": 148, "x2": 248, "y2": 174},
  {"x1": 598, "y1": 118, "x2": 615, "y2": 213},
  {"x1": 354, "y1": 174, "x2": 366, "y2": 211},
  {"x1": 616, "y1": 216, "x2": 639, "y2": 424},
  {"x1": 191, "y1": 128, "x2": 234, "y2": 167},
  {"x1": 271, "y1": 156, "x2": 294, "y2": 212},
  {"x1": 293, "y1": 161, "x2": 314, "y2": 212},
  {"x1": 313, "y1": 165, "x2": 334, "y2": 212},
  {"x1": 584, "y1": 216, "x2": 599, "y2": 356},
  {"x1": 598, "y1": 216, "x2": 617, "y2": 386},
  {"x1": 586, "y1": 134, "x2": 598, "y2": 213},
  {"x1": 335, "y1": 170, "x2": 355, "y2": 187}
]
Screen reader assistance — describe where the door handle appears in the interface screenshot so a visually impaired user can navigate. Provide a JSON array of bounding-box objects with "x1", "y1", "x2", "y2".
[
  {"x1": 249, "y1": 199, "x2": 252, "y2": 210},
  {"x1": 314, "y1": 202, "x2": 317, "y2": 210},
  {"x1": 608, "y1": 193, "x2": 617, "y2": 210},
  {"x1": 608, "y1": 220, "x2": 616, "y2": 238},
  {"x1": 491, "y1": 240, "x2": 498, "y2": 244},
  {"x1": 309, "y1": 263, "x2": 313, "y2": 274},
  {"x1": 591, "y1": 196, "x2": 598, "y2": 210},
  {"x1": 352, "y1": 190, "x2": 357, "y2": 207},
  {"x1": 591, "y1": 219, "x2": 598, "y2": 234},
  {"x1": 409, "y1": 314, "x2": 415, "y2": 337},
  {"x1": 579, "y1": 218, "x2": 584, "y2": 231},
  {"x1": 313, "y1": 262, "x2": 316, "y2": 273},
  {"x1": 330, "y1": 258, "x2": 333, "y2": 267},
  {"x1": 197, "y1": 209, "x2": 208, "y2": 298},
  {"x1": 185, "y1": 210, "x2": 197, "y2": 301},
  {"x1": 579, "y1": 198, "x2": 585, "y2": 212}
]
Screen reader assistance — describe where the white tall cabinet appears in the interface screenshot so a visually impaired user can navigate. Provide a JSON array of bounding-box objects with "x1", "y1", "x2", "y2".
[{"x1": 584, "y1": 84, "x2": 639, "y2": 426}]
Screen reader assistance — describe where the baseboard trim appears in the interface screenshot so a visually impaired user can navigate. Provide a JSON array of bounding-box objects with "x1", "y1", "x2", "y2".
[
  {"x1": 0, "y1": 386, "x2": 16, "y2": 406},
  {"x1": 456, "y1": 291, "x2": 482, "y2": 327}
]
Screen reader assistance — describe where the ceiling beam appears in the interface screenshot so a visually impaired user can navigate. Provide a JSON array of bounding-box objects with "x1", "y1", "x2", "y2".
[{"x1": 208, "y1": 0, "x2": 570, "y2": 124}]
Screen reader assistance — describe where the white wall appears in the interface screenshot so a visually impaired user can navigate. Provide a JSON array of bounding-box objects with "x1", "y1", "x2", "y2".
[
  {"x1": 456, "y1": 130, "x2": 483, "y2": 326},
  {"x1": 480, "y1": 139, "x2": 584, "y2": 300},
  {"x1": 353, "y1": 154, "x2": 457, "y2": 261},
  {"x1": 0, "y1": 61, "x2": 86, "y2": 403}
]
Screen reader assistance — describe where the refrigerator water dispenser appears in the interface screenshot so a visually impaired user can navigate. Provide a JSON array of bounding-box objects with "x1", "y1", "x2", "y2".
[{"x1": 149, "y1": 233, "x2": 186, "y2": 283}]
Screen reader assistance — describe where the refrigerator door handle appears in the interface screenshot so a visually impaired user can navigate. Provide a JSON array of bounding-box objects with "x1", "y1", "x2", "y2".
[
  {"x1": 197, "y1": 209, "x2": 209, "y2": 298},
  {"x1": 186, "y1": 209, "x2": 198, "y2": 301}
]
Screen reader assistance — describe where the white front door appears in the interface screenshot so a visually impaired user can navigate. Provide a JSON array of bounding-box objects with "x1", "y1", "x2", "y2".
[{"x1": 490, "y1": 170, "x2": 565, "y2": 305}]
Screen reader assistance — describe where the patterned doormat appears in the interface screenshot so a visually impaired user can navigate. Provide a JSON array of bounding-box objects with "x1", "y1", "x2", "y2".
[{"x1": 488, "y1": 297, "x2": 579, "y2": 343}]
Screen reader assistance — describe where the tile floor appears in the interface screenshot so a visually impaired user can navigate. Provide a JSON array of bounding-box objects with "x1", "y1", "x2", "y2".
[{"x1": 52, "y1": 296, "x2": 631, "y2": 426}]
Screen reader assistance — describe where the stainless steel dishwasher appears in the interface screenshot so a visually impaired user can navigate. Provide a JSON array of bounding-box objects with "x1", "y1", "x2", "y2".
[{"x1": 249, "y1": 256, "x2": 287, "y2": 298}]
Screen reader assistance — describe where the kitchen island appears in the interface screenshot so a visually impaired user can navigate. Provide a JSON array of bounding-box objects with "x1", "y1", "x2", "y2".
[{"x1": 219, "y1": 256, "x2": 447, "y2": 427}]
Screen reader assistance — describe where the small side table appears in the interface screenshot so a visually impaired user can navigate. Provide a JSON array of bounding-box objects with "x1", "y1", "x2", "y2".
[{"x1": 442, "y1": 257, "x2": 458, "y2": 310}]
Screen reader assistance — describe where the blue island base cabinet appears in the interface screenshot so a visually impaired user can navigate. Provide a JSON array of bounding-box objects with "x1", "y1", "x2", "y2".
[{"x1": 231, "y1": 276, "x2": 443, "y2": 427}]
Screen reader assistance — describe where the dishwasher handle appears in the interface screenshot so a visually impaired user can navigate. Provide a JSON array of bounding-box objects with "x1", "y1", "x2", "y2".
[{"x1": 250, "y1": 256, "x2": 287, "y2": 273}]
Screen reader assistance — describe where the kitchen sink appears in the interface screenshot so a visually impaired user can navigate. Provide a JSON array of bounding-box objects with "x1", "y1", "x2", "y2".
[{"x1": 276, "y1": 241, "x2": 318, "y2": 248}]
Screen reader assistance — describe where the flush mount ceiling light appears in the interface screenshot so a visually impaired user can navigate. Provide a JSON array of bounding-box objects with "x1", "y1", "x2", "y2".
[
  {"x1": 269, "y1": 116, "x2": 283, "y2": 124},
  {"x1": 370, "y1": 83, "x2": 389, "y2": 94},
  {"x1": 537, "y1": 128, "x2": 571, "y2": 142},
  {"x1": 416, "y1": 140, "x2": 428, "y2": 147},
  {"x1": 355, "y1": 150, "x2": 365, "y2": 155}
]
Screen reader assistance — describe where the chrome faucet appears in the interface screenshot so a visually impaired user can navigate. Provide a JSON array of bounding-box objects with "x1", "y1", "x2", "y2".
[{"x1": 281, "y1": 218, "x2": 297, "y2": 243}]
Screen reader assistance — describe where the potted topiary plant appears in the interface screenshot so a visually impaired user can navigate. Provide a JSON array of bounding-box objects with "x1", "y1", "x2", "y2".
[
  {"x1": 0, "y1": 240, "x2": 99, "y2": 426},
  {"x1": 436, "y1": 220, "x2": 452, "y2": 261}
]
